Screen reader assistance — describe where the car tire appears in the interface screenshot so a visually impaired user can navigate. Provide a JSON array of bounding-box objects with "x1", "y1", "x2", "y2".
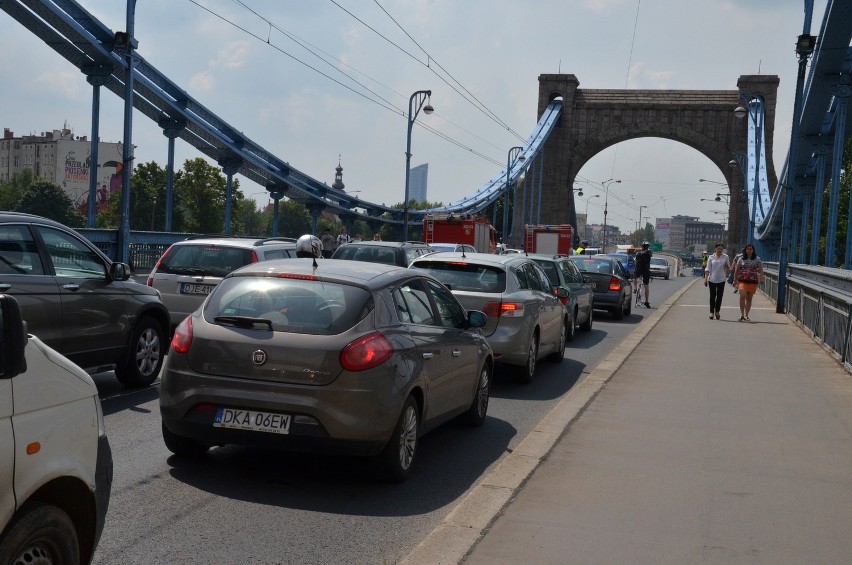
[
  {"x1": 580, "y1": 307, "x2": 593, "y2": 332},
  {"x1": 549, "y1": 320, "x2": 567, "y2": 362},
  {"x1": 463, "y1": 363, "x2": 491, "y2": 427},
  {"x1": 376, "y1": 396, "x2": 419, "y2": 482},
  {"x1": 115, "y1": 316, "x2": 165, "y2": 388},
  {"x1": 565, "y1": 310, "x2": 576, "y2": 343},
  {"x1": 625, "y1": 295, "x2": 632, "y2": 316},
  {"x1": 515, "y1": 332, "x2": 539, "y2": 383},
  {"x1": 0, "y1": 502, "x2": 79, "y2": 565},
  {"x1": 162, "y1": 422, "x2": 209, "y2": 457},
  {"x1": 612, "y1": 302, "x2": 624, "y2": 320}
]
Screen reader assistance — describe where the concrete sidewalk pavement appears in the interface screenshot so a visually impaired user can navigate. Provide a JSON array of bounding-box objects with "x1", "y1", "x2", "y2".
[{"x1": 404, "y1": 278, "x2": 852, "y2": 564}]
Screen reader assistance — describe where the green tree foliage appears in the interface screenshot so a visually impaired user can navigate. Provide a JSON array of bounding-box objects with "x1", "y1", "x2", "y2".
[
  {"x1": 814, "y1": 142, "x2": 851, "y2": 266},
  {"x1": 175, "y1": 158, "x2": 239, "y2": 234},
  {"x1": 18, "y1": 180, "x2": 85, "y2": 227},
  {"x1": 266, "y1": 198, "x2": 310, "y2": 238},
  {"x1": 0, "y1": 170, "x2": 34, "y2": 210}
]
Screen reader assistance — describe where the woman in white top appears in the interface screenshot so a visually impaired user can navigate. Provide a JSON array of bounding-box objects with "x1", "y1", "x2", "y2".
[{"x1": 704, "y1": 242, "x2": 731, "y2": 320}]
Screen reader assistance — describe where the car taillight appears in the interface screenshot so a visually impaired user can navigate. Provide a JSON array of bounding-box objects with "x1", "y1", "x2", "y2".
[
  {"x1": 147, "y1": 245, "x2": 174, "y2": 286},
  {"x1": 171, "y1": 317, "x2": 193, "y2": 354},
  {"x1": 340, "y1": 332, "x2": 394, "y2": 371},
  {"x1": 609, "y1": 277, "x2": 622, "y2": 292},
  {"x1": 251, "y1": 250, "x2": 259, "y2": 263},
  {"x1": 559, "y1": 296, "x2": 568, "y2": 306},
  {"x1": 482, "y1": 302, "x2": 524, "y2": 318}
]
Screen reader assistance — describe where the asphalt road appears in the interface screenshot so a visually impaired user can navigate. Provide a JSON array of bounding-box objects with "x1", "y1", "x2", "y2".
[{"x1": 92, "y1": 273, "x2": 693, "y2": 564}]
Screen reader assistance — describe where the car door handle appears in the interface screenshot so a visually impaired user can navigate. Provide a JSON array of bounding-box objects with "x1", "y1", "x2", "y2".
[
  {"x1": 422, "y1": 352, "x2": 434, "y2": 359},
  {"x1": 452, "y1": 349, "x2": 462, "y2": 357},
  {"x1": 62, "y1": 283, "x2": 80, "y2": 291},
  {"x1": 0, "y1": 283, "x2": 10, "y2": 291}
]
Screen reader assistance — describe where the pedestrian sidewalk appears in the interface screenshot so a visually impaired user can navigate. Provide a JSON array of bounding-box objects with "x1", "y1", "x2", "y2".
[{"x1": 404, "y1": 279, "x2": 852, "y2": 564}]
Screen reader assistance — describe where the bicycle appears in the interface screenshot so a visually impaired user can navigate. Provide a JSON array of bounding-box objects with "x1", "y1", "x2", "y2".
[{"x1": 634, "y1": 276, "x2": 646, "y2": 307}]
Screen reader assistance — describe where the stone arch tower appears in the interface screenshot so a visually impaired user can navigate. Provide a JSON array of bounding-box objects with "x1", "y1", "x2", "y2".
[{"x1": 516, "y1": 74, "x2": 779, "y2": 252}]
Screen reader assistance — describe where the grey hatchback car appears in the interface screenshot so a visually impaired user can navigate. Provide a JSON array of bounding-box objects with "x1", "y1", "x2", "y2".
[
  {"x1": 147, "y1": 235, "x2": 299, "y2": 328},
  {"x1": 409, "y1": 252, "x2": 568, "y2": 383},
  {"x1": 159, "y1": 259, "x2": 493, "y2": 482},
  {"x1": 0, "y1": 212, "x2": 170, "y2": 387}
]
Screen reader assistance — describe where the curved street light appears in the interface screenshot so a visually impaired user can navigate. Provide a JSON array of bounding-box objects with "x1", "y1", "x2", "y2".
[
  {"x1": 583, "y1": 194, "x2": 600, "y2": 244},
  {"x1": 403, "y1": 90, "x2": 433, "y2": 239},
  {"x1": 601, "y1": 178, "x2": 621, "y2": 252}
]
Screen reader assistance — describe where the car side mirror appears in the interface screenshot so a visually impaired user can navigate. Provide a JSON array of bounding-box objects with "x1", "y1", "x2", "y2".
[
  {"x1": 0, "y1": 294, "x2": 28, "y2": 378},
  {"x1": 110, "y1": 261, "x2": 132, "y2": 281},
  {"x1": 467, "y1": 310, "x2": 487, "y2": 328}
]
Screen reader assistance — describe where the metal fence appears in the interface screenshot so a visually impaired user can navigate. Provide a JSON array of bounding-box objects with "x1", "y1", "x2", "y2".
[
  {"x1": 763, "y1": 263, "x2": 852, "y2": 373},
  {"x1": 78, "y1": 229, "x2": 192, "y2": 271}
]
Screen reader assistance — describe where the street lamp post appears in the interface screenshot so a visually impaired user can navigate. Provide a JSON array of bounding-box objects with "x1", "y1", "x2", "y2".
[
  {"x1": 734, "y1": 94, "x2": 765, "y2": 249},
  {"x1": 502, "y1": 146, "x2": 525, "y2": 246},
  {"x1": 584, "y1": 194, "x2": 600, "y2": 244},
  {"x1": 403, "y1": 90, "x2": 433, "y2": 240},
  {"x1": 601, "y1": 178, "x2": 621, "y2": 252}
]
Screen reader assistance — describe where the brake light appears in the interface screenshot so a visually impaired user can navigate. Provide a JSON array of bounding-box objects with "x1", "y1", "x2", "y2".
[
  {"x1": 171, "y1": 317, "x2": 193, "y2": 354},
  {"x1": 559, "y1": 296, "x2": 568, "y2": 306},
  {"x1": 482, "y1": 302, "x2": 524, "y2": 318},
  {"x1": 609, "y1": 277, "x2": 622, "y2": 292},
  {"x1": 340, "y1": 332, "x2": 394, "y2": 371},
  {"x1": 277, "y1": 273, "x2": 319, "y2": 281},
  {"x1": 251, "y1": 250, "x2": 259, "y2": 263}
]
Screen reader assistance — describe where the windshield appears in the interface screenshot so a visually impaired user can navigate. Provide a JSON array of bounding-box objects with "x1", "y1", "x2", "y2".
[{"x1": 413, "y1": 260, "x2": 506, "y2": 293}]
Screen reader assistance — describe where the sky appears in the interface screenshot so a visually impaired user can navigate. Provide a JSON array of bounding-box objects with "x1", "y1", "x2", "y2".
[{"x1": 0, "y1": 0, "x2": 827, "y2": 234}]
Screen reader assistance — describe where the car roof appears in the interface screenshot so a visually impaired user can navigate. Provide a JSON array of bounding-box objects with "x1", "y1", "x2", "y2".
[
  {"x1": 174, "y1": 235, "x2": 297, "y2": 248},
  {"x1": 412, "y1": 251, "x2": 531, "y2": 267},
  {"x1": 0, "y1": 211, "x2": 73, "y2": 229},
  {"x1": 228, "y1": 257, "x2": 415, "y2": 288}
]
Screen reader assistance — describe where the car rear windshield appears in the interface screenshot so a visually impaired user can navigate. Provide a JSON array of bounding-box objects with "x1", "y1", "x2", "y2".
[
  {"x1": 203, "y1": 276, "x2": 374, "y2": 335},
  {"x1": 333, "y1": 244, "x2": 399, "y2": 265},
  {"x1": 570, "y1": 257, "x2": 614, "y2": 274},
  {"x1": 532, "y1": 260, "x2": 560, "y2": 286},
  {"x1": 159, "y1": 244, "x2": 254, "y2": 277},
  {"x1": 412, "y1": 260, "x2": 506, "y2": 293}
]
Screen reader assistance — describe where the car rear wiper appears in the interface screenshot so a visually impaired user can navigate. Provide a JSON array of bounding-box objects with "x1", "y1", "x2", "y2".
[
  {"x1": 214, "y1": 316, "x2": 273, "y2": 330},
  {"x1": 171, "y1": 267, "x2": 208, "y2": 276}
]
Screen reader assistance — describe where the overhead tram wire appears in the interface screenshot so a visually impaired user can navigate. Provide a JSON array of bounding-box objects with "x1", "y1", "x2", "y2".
[
  {"x1": 189, "y1": 0, "x2": 505, "y2": 168},
  {"x1": 365, "y1": 0, "x2": 526, "y2": 142}
]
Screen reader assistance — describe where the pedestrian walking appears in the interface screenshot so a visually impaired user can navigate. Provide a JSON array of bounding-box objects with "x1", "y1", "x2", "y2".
[
  {"x1": 335, "y1": 227, "x2": 350, "y2": 250},
  {"x1": 320, "y1": 228, "x2": 334, "y2": 258},
  {"x1": 732, "y1": 243, "x2": 764, "y2": 321},
  {"x1": 703, "y1": 242, "x2": 731, "y2": 320}
]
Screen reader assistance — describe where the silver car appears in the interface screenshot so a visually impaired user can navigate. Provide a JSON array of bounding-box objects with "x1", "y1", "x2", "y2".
[
  {"x1": 409, "y1": 252, "x2": 568, "y2": 383},
  {"x1": 159, "y1": 259, "x2": 493, "y2": 482},
  {"x1": 146, "y1": 236, "x2": 299, "y2": 328},
  {"x1": 650, "y1": 257, "x2": 671, "y2": 279}
]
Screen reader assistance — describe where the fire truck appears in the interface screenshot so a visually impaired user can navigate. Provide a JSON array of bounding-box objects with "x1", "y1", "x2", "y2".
[
  {"x1": 422, "y1": 214, "x2": 496, "y2": 253},
  {"x1": 523, "y1": 224, "x2": 574, "y2": 255}
]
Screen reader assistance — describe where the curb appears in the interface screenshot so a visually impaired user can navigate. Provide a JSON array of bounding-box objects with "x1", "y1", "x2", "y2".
[{"x1": 400, "y1": 278, "x2": 700, "y2": 565}]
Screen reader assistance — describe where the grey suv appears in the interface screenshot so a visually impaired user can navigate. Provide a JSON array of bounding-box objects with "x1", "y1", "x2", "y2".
[
  {"x1": 331, "y1": 240, "x2": 432, "y2": 267},
  {"x1": 147, "y1": 235, "x2": 299, "y2": 327},
  {"x1": 0, "y1": 212, "x2": 170, "y2": 387}
]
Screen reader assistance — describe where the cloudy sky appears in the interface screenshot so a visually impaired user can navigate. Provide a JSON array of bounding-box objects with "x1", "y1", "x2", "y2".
[{"x1": 0, "y1": 0, "x2": 826, "y2": 233}]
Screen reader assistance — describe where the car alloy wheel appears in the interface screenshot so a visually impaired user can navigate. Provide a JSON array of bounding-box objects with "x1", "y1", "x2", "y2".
[
  {"x1": 464, "y1": 364, "x2": 491, "y2": 426},
  {"x1": 377, "y1": 396, "x2": 419, "y2": 482},
  {"x1": 515, "y1": 333, "x2": 539, "y2": 383}
]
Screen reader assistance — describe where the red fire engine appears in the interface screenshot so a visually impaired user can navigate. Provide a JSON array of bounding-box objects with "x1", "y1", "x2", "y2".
[
  {"x1": 422, "y1": 214, "x2": 497, "y2": 253},
  {"x1": 523, "y1": 224, "x2": 574, "y2": 255}
]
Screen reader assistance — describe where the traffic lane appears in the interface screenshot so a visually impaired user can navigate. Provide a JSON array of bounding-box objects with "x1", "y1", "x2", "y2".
[{"x1": 91, "y1": 276, "x2": 690, "y2": 564}]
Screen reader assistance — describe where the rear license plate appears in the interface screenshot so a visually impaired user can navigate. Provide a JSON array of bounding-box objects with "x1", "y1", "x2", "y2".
[
  {"x1": 214, "y1": 407, "x2": 291, "y2": 435},
  {"x1": 180, "y1": 283, "x2": 215, "y2": 295}
]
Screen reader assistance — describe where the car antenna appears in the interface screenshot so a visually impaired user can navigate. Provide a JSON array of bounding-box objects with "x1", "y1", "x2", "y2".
[{"x1": 460, "y1": 243, "x2": 466, "y2": 259}]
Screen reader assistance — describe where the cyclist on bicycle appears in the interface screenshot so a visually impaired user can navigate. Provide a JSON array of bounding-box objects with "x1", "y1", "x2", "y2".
[{"x1": 634, "y1": 241, "x2": 652, "y2": 308}]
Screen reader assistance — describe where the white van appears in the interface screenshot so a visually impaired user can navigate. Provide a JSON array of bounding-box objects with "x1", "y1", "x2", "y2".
[{"x1": 0, "y1": 294, "x2": 112, "y2": 564}]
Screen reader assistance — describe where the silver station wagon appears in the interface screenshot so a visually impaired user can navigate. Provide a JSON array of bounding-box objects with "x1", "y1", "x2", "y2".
[
  {"x1": 159, "y1": 259, "x2": 493, "y2": 482},
  {"x1": 409, "y1": 252, "x2": 568, "y2": 383}
]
